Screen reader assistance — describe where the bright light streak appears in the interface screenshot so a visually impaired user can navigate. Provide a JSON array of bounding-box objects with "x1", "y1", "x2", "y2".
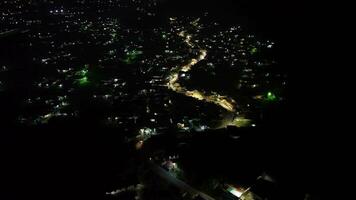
[{"x1": 227, "y1": 186, "x2": 243, "y2": 198}]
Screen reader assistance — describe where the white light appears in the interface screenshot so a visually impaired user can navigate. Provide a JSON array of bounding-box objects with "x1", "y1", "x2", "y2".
[
  {"x1": 227, "y1": 187, "x2": 243, "y2": 198},
  {"x1": 230, "y1": 189, "x2": 243, "y2": 197}
]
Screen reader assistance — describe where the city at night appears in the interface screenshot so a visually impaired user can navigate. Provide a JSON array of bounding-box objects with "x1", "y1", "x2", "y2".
[{"x1": 1, "y1": 1, "x2": 323, "y2": 200}]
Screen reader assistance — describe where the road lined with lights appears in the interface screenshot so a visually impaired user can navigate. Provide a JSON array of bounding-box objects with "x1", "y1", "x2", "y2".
[
  {"x1": 167, "y1": 31, "x2": 238, "y2": 113},
  {"x1": 166, "y1": 30, "x2": 253, "y2": 128}
]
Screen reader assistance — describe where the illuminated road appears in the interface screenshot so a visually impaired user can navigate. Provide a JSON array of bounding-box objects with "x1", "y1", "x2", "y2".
[
  {"x1": 148, "y1": 160, "x2": 216, "y2": 200},
  {"x1": 167, "y1": 32, "x2": 237, "y2": 112},
  {"x1": 216, "y1": 111, "x2": 252, "y2": 129},
  {"x1": 165, "y1": 29, "x2": 254, "y2": 128}
]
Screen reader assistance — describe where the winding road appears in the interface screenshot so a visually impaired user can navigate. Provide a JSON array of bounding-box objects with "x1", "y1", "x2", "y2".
[
  {"x1": 166, "y1": 30, "x2": 253, "y2": 128},
  {"x1": 166, "y1": 31, "x2": 237, "y2": 112}
]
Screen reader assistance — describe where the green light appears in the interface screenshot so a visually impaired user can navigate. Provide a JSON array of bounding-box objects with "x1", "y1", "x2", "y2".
[
  {"x1": 81, "y1": 69, "x2": 88, "y2": 76},
  {"x1": 78, "y1": 77, "x2": 89, "y2": 85},
  {"x1": 266, "y1": 91, "x2": 277, "y2": 101},
  {"x1": 76, "y1": 68, "x2": 88, "y2": 76},
  {"x1": 128, "y1": 50, "x2": 143, "y2": 56},
  {"x1": 250, "y1": 47, "x2": 258, "y2": 54},
  {"x1": 75, "y1": 66, "x2": 90, "y2": 85}
]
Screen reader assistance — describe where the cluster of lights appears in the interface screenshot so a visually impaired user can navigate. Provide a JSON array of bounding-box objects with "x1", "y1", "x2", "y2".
[{"x1": 9, "y1": 1, "x2": 284, "y2": 134}]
